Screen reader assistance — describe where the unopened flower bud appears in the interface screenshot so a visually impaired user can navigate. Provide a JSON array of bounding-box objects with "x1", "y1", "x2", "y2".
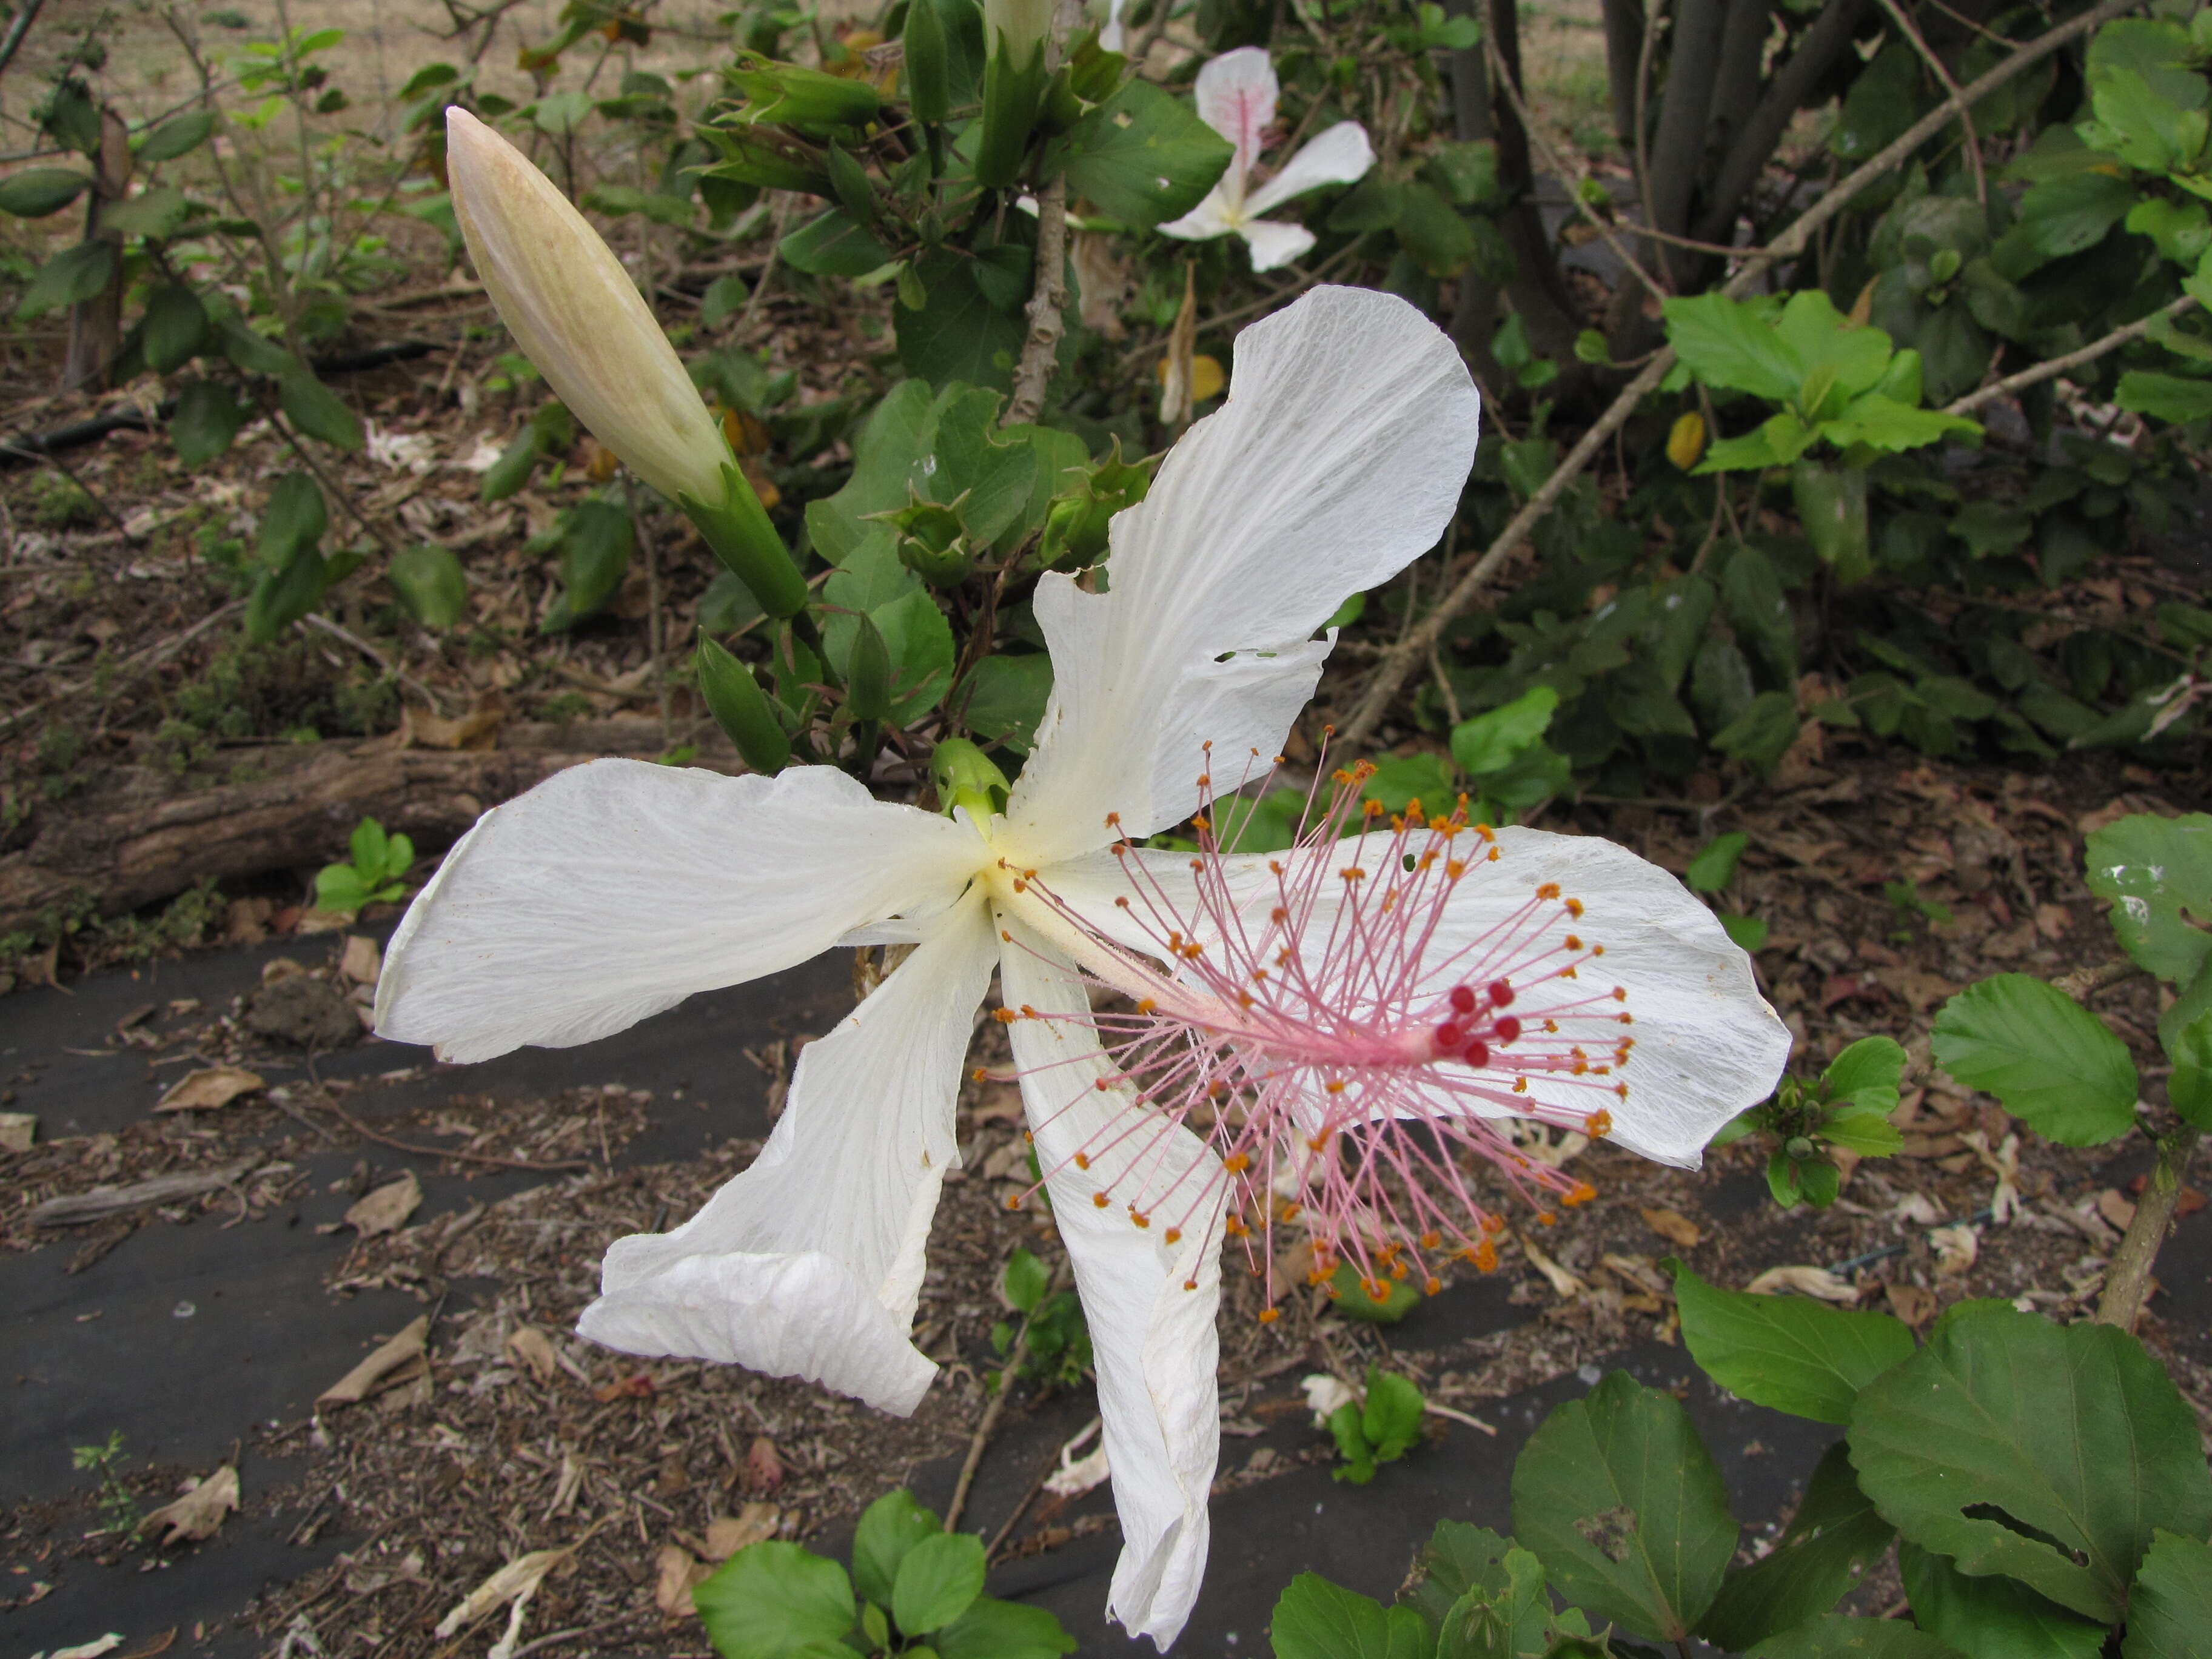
[{"x1": 446, "y1": 109, "x2": 728, "y2": 511}]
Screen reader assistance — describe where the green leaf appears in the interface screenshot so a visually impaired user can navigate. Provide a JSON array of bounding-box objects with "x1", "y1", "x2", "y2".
[
  {"x1": 1687, "y1": 831, "x2": 1747, "y2": 893},
  {"x1": 1667, "y1": 1259, "x2": 1915, "y2": 1426},
  {"x1": 694, "y1": 1541, "x2": 863, "y2": 1659},
  {"x1": 1509, "y1": 1370, "x2": 1738, "y2": 1640},
  {"x1": 1450, "y1": 685, "x2": 1558, "y2": 775},
  {"x1": 1394, "y1": 180, "x2": 1477, "y2": 278},
  {"x1": 1698, "y1": 410, "x2": 1819, "y2": 473},
  {"x1": 926, "y1": 387, "x2": 1039, "y2": 543},
  {"x1": 1825, "y1": 1036, "x2": 1906, "y2": 1111},
  {"x1": 170, "y1": 377, "x2": 246, "y2": 466},
  {"x1": 933, "y1": 1595, "x2": 1076, "y2": 1659},
  {"x1": 139, "y1": 109, "x2": 217, "y2": 161},
  {"x1": 349, "y1": 816, "x2": 388, "y2": 875},
  {"x1": 891, "y1": 1532, "x2": 986, "y2": 1635},
  {"x1": 1329, "y1": 1401, "x2": 1375, "y2": 1483},
  {"x1": 100, "y1": 186, "x2": 189, "y2": 240},
  {"x1": 1269, "y1": 1574, "x2": 1431, "y2": 1659},
  {"x1": 1713, "y1": 691, "x2": 1801, "y2": 776},
  {"x1": 1930, "y1": 974, "x2": 2138, "y2": 1146},
  {"x1": 2124, "y1": 1530, "x2": 2212, "y2": 1659},
  {"x1": 1723, "y1": 543, "x2": 1797, "y2": 683},
  {"x1": 142, "y1": 283, "x2": 209, "y2": 373},
  {"x1": 1404, "y1": 1521, "x2": 1521, "y2": 1627},
  {"x1": 245, "y1": 546, "x2": 341, "y2": 643},
  {"x1": 697, "y1": 635, "x2": 789, "y2": 774},
  {"x1": 1991, "y1": 171, "x2": 2134, "y2": 280},
  {"x1": 480, "y1": 427, "x2": 538, "y2": 503},
  {"x1": 1847, "y1": 1299, "x2": 2212, "y2": 1624},
  {"x1": 0, "y1": 167, "x2": 90, "y2": 216},
  {"x1": 851, "y1": 1490, "x2": 941, "y2": 1607},
  {"x1": 2166, "y1": 1010, "x2": 2212, "y2": 1130},
  {"x1": 280, "y1": 368, "x2": 364, "y2": 451},
  {"x1": 898, "y1": 250, "x2": 1027, "y2": 393},
  {"x1": 1361, "y1": 752, "x2": 1455, "y2": 816},
  {"x1": 2117, "y1": 370, "x2": 2212, "y2": 424},
  {"x1": 1898, "y1": 1541, "x2": 2107, "y2": 1659},
  {"x1": 780, "y1": 206, "x2": 896, "y2": 277},
  {"x1": 17, "y1": 241, "x2": 116, "y2": 320},
  {"x1": 1057, "y1": 78, "x2": 1233, "y2": 226},
  {"x1": 256, "y1": 472, "x2": 327, "y2": 568},
  {"x1": 1327, "y1": 1260, "x2": 1421, "y2": 1322},
  {"x1": 541, "y1": 498, "x2": 632, "y2": 631},
  {"x1": 389, "y1": 543, "x2": 468, "y2": 629},
  {"x1": 213, "y1": 308, "x2": 296, "y2": 376},
  {"x1": 1002, "y1": 1246, "x2": 1048, "y2": 1314},
  {"x1": 1745, "y1": 1616, "x2": 1967, "y2": 1658},
  {"x1": 2085, "y1": 814, "x2": 2212, "y2": 985},
  {"x1": 1662, "y1": 293, "x2": 1803, "y2": 401},
  {"x1": 962, "y1": 652, "x2": 1051, "y2": 752},
  {"x1": 1820, "y1": 392, "x2": 1980, "y2": 453},
  {"x1": 1426, "y1": 139, "x2": 1501, "y2": 206},
  {"x1": 1361, "y1": 1369, "x2": 1425, "y2": 1461},
  {"x1": 1697, "y1": 1443, "x2": 1896, "y2": 1650},
  {"x1": 1721, "y1": 913, "x2": 1771, "y2": 951}
]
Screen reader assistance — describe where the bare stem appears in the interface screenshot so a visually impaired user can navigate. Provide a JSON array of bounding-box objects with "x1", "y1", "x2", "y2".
[
  {"x1": 1005, "y1": 173, "x2": 1068, "y2": 427},
  {"x1": 2096, "y1": 1124, "x2": 2200, "y2": 1333},
  {"x1": 1947, "y1": 293, "x2": 2196, "y2": 417}
]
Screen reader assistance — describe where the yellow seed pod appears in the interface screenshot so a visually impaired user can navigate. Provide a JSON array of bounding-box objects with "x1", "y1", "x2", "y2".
[{"x1": 1666, "y1": 411, "x2": 1706, "y2": 471}]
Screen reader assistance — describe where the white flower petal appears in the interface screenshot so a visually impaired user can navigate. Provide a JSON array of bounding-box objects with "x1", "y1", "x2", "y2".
[
  {"x1": 577, "y1": 894, "x2": 997, "y2": 1413},
  {"x1": 1449, "y1": 827, "x2": 1792, "y2": 1165},
  {"x1": 1001, "y1": 286, "x2": 1480, "y2": 865},
  {"x1": 1192, "y1": 45, "x2": 1276, "y2": 195},
  {"x1": 1101, "y1": 0, "x2": 1128, "y2": 53},
  {"x1": 1243, "y1": 122, "x2": 1375, "y2": 218},
  {"x1": 376, "y1": 760, "x2": 982, "y2": 1063},
  {"x1": 998, "y1": 919, "x2": 1223, "y2": 1648},
  {"x1": 1156, "y1": 186, "x2": 1239, "y2": 243},
  {"x1": 446, "y1": 110, "x2": 729, "y2": 506},
  {"x1": 1236, "y1": 217, "x2": 1315, "y2": 272}
]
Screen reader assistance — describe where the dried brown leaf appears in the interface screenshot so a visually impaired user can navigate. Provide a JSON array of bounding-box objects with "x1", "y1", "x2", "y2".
[
  {"x1": 139, "y1": 1464, "x2": 238, "y2": 1545},
  {"x1": 154, "y1": 1067, "x2": 264, "y2": 1114},
  {"x1": 319, "y1": 1314, "x2": 431, "y2": 1407},
  {"x1": 1639, "y1": 1207, "x2": 1702, "y2": 1248},
  {"x1": 346, "y1": 1170, "x2": 422, "y2": 1237}
]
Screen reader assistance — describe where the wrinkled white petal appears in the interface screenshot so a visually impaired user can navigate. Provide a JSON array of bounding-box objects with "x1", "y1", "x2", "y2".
[
  {"x1": 1156, "y1": 187, "x2": 1239, "y2": 243},
  {"x1": 1192, "y1": 45, "x2": 1276, "y2": 196},
  {"x1": 998, "y1": 919, "x2": 1222, "y2": 1648},
  {"x1": 376, "y1": 760, "x2": 982, "y2": 1063},
  {"x1": 1244, "y1": 122, "x2": 1375, "y2": 218},
  {"x1": 1001, "y1": 286, "x2": 1480, "y2": 866},
  {"x1": 446, "y1": 110, "x2": 729, "y2": 505},
  {"x1": 1236, "y1": 218, "x2": 1315, "y2": 272},
  {"x1": 1438, "y1": 827, "x2": 1791, "y2": 1165},
  {"x1": 1190, "y1": 828, "x2": 1789, "y2": 1167},
  {"x1": 577, "y1": 894, "x2": 997, "y2": 1413},
  {"x1": 1100, "y1": 0, "x2": 1128, "y2": 53}
]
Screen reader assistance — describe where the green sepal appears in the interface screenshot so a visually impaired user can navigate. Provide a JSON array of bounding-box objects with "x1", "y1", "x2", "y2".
[
  {"x1": 845, "y1": 611, "x2": 893, "y2": 722},
  {"x1": 679, "y1": 460, "x2": 809, "y2": 620},
  {"x1": 726, "y1": 52, "x2": 882, "y2": 133},
  {"x1": 931, "y1": 737, "x2": 1011, "y2": 819},
  {"x1": 697, "y1": 632, "x2": 793, "y2": 774},
  {"x1": 974, "y1": 36, "x2": 1048, "y2": 189}
]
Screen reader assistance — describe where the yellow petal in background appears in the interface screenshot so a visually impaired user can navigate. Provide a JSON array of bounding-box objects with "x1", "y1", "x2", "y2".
[{"x1": 1666, "y1": 410, "x2": 1706, "y2": 471}]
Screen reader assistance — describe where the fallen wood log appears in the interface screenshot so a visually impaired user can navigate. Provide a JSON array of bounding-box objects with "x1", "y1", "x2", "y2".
[{"x1": 1, "y1": 718, "x2": 744, "y2": 934}]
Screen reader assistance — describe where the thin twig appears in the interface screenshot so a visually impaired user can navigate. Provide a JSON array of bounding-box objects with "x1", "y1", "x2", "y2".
[
  {"x1": 0, "y1": 0, "x2": 45, "y2": 78},
  {"x1": 1338, "y1": 0, "x2": 2138, "y2": 751},
  {"x1": 1484, "y1": 33, "x2": 1667, "y2": 304},
  {"x1": 0, "y1": 596, "x2": 243, "y2": 737},
  {"x1": 943, "y1": 1258, "x2": 1071, "y2": 1533},
  {"x1": 305, "y1": 613, "x2": 450, "y2": 713},
  {"x1": 314, "y1": 1092, "x2": 592, "y2": 1173},
  {"x1": 1946, "y1": 293, "x2": 2196, "y2": 417},
  {"x1": 1878, "y1": 0, "x2": 1986, "y2": 205}
]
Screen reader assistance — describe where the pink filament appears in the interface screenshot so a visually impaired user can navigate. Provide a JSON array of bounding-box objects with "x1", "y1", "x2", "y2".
[{"x1": 1002, "y1": 751, "x2": 1634, "y2": 1312}]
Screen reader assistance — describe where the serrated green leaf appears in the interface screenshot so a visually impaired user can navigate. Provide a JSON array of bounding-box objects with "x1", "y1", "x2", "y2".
[
  {"x1": 1361, "y1": 1368, "x2": 1425, "y2": 1460},
  {"x1": 1269, "y1": 1573, "x2": 1430, "y2": 1659},
  {"x1": 892, "y1": 1532, "x2": 985, "y2": 1635},
  {"x1": 2086, "y1": 813, "x2": 2212, "y2": 986},
  {"x1": 1057, "y1": 78, "x2": 1233, "y2": 226},
  {"x1": 852, "y1": 1489, "x2": 940, "y2": 1607},
  {"x1": 1847, "y1": 1300, "x2": 2212, "y2": 1624},
  {"x1": 1661, "y1": 293, "x2": 1803, "y2": 402},
  {"x1": 1668, "y1": 1259, "x2": 1914, "y2": 1425},
  {"x1": 1931, "y1": 974, "x2": 2137, "y2": 1146},
  {"x1": 2124, "y1": 1530, "x2": 2212, "y2": 1659},
  {"x1": 1510, "y1": 1370, "x2": 1738, "y2": 1640},
  {"x1": 933, "y1": 1595, "x2": 1076, "y2": 1659},
  {"x1": 2166, "y1": 1010, "x2": 2212, "y2": 1130},
  {"x1": 1697, "y1": 1443, "x2": 1895, "y2": 1650},
  {"x1": 1898, "y1": 1541, "x2": 2106, "y2": 1659},
  {"x1": 1824, "y1": 1036, "x2": 1906, "y2": 1111},
  {"x1": 1745, "y1": 1615, "x2": 1967, "y2": 1658},
  {"x1": 694, "y1": 1541, "x2": 862, "y2": 1658}
]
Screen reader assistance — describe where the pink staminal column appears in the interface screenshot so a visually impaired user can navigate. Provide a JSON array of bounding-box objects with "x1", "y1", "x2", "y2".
[{"x1": 990, "y1": 756, "x2": 1635, "y2": 1315}]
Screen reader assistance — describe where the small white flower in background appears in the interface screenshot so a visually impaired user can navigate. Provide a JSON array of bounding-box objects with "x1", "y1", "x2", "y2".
[
  {"x1": 1159, "y1": 47, "x2": 1375, "y2": 273},
  {"x1": 458, "y1": 434, "x2": 508, "y2": 474},
  {"x1": 1300, "y1": 1373, "x2": 1357, "y2": 1428},
  {"x1": 365, "y1": 423, "x2": 437, "y2": 475},
  {"x1": 376, "y1": 284, "x2": 1789, "y2": 1647},
  {"x1": 1043, "y1": 1418, "x2": 1113, "y2": 1497}
]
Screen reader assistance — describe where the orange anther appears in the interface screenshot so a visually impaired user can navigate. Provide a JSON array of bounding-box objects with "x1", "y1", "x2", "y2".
[
  {"x1": 1093, "y1": 1192, "x2": 1110, "y2": 1208},
  {"x1": 1258, "y1": 1307, "x2": 1281, "y2": 1324}
]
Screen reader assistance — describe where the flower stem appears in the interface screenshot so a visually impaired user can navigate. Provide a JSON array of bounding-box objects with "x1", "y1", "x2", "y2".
[{"x1": 2096, "y1": 1123, "x2": 2200, "y2": 1333}]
